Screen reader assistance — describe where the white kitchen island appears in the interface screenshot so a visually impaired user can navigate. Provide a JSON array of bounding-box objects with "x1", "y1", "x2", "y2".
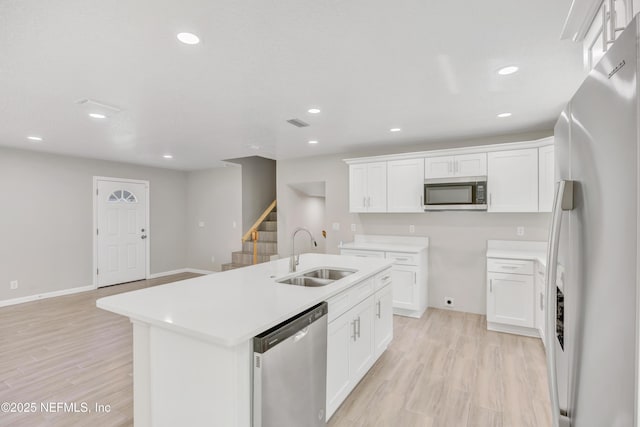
[{"x1": 97, "y1": 253, "x2": 393, "y2": 427}]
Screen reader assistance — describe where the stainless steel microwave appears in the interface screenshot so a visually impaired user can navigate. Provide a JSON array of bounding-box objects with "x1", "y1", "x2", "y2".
[{"x1": 423, "y1": 176, "x2": 488, "y2": 211}]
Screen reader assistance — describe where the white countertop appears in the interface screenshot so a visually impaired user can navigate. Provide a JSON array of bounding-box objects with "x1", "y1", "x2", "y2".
[
  {"x1": 97, "y1": 253, "x2": 393, "y2": 347},
  {"x1": 486, "y1": 240, "x2": 547, "y2": 266},
  {"x1": 340, "y1": 234, "x2": 429, "y2": 253}
]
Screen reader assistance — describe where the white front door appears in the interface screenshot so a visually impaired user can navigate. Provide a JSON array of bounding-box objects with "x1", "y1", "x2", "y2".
[{"x1": 96, "y1": 179, "x2": 148, "y2": 287}]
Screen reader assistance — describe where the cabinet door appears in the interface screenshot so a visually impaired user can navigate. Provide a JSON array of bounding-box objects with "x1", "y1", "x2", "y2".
[
  {"x1": 349, "y1": 296, "x2": 375, "y2": 383},
  {"x1": 455, "y1": 153, "x2": 487, "y2": 177},
  {"x1": 487, "y1": 148, "x2": 539, "y2": 212},
  {"x1": 387, "y1": 159, "x2": 425, "y2": 212},
  {"x1": 374, "y1": 285, "x2": 393, "y2": 358},
  {"x1": 390, "y1": 265, "x2": 418, "y2": 310},
  {"x1": 349, "y1": 164, "x2": 368, "y2": 213},
  {"x1": 538, "y1": 145, "x2": 555, "y2": 212},
  {"x1": 326, "y1": 312, "x2": 352, "y2": 419},
  {"x1": 425, "y1": 156, "x2": 454, "y2": 179},
  {"x1": 487, "y1": 272, "x2": 534, "y2": 328},
  {"x1": 366, "y1": 162, "x2": 387, "y2": 212}
]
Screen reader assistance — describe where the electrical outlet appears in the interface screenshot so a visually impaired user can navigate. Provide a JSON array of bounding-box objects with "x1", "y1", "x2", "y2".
[
  {"x1": 332, "y1": 222, "x2": 340, "y2": 231},
  {"x1": 409, "y1": 225, "x2": 415, "y2": 233},
  {"x1": 350, "y1": 223, "x2": 357, "y2": 232},
  {"x1": 445, "y1": 297, "x2": 454, "y2": 307},
  {"x1": 517, "y1": 226, "x2": 525, "y2": 236},
  {"x1": 232, "y1": 221, "x2": 237, "y2": 229},
  {"x1": 10, "y1": 280, "x2": 18, "y2": 290}
]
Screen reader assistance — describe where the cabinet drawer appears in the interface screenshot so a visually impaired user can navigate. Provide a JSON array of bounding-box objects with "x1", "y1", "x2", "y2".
[
  {"x1": 386, "y1": 252, "x2": 418, "y2": 265},
  {"x1": 328, "y1": 278, "x2": 376, "y2": 323},
  {"x1": 349, "y1": 278, "x2": 375, "y2": 306},
  {"x1": 327, "y1": 292, "x2": 351, "y2": 322},
  {"x1": 487, "y1": 258, "x2": 533, "y2": 275},
  {"x1": 375, "y1": 268, "x2": 393, "y2": 291},
  {"x1": 340, "y1": 249, "x2": 385, "y2": 259}
]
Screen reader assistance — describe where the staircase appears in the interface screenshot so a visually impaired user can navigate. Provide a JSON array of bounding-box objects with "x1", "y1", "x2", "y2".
[{"x1": 221, "y1": 202, "x2": 278, "y2": 271}]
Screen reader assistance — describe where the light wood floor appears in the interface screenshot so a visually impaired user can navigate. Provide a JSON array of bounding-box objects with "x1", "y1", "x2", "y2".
[
  {"x1": 0, "y1": 276, "x2": 551, "y2": 427},
  {"x1": 328, "y1": 310, "x2": 552, "y2": 427},
  {"x1": 0, "y1": 273, "x2": 200, "y2": 427}
]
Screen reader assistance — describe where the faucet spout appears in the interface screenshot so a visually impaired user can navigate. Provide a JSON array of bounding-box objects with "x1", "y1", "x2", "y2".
[{"x1": 290, "y1": 227, "x2": 317, "y2": 272}]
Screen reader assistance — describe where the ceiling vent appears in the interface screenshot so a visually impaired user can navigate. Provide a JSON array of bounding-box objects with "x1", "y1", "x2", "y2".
[
  {"x1": 287, "y1": 118, "x2": 309, "y2": 128},
  {"x1": 75, "y1": 98, "x2": 123, "y2": 116}
]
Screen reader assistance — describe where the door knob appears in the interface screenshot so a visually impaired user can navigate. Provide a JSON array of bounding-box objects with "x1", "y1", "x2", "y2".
[{"x1": 141, "y1": 235, "x2": 147, "y2": 239}]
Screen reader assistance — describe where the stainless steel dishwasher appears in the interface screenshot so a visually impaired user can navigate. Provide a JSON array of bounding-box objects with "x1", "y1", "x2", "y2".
[{"x1": 253, "y1": 302, "x2": 328, "y2": 427}]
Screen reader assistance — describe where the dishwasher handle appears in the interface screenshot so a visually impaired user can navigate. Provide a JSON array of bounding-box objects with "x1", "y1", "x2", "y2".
[{"x1": 253, "y1": 302, "x2": 328, "y2": 353}]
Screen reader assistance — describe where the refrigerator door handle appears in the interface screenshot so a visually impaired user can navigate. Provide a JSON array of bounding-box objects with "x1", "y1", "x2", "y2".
[{"x1": 545, "y1": 180, "x2": 574, "y2": 427}]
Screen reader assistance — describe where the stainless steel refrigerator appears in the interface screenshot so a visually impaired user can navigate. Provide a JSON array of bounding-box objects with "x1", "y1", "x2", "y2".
[{"x1": 548, "y1": 14, "x2": 639, "y2": 427}]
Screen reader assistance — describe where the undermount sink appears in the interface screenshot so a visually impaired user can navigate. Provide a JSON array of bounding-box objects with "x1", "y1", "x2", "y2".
[{"x1": 276, "y1": 267, "x2": 357, "y2": 287}]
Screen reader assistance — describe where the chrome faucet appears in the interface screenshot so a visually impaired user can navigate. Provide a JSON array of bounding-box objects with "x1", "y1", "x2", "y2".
[{"x1": 290, "y1": 227, "x2": 317, "y2": 272}]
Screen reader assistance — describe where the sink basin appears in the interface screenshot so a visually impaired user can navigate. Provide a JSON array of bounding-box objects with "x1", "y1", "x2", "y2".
[
  {"x1": 302, "y1": 268, "x2": 357, "y2": 280},
  {"x1": 277, "y1": 276, "x2": 334, "y2": 287},
  {"x1": 276, "y1": 267, "x2": 357, "y2": 287}
]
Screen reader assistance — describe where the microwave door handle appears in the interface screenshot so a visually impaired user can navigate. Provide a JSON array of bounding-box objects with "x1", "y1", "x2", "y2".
[{"x1": 545, "y1": 180, "x2": 574, "y2": 427}]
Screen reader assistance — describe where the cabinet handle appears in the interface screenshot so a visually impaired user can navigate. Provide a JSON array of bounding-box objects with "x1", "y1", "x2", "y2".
[
  {"x1": 413, "y1": 272, "x2": 417, "y2": 283},
  {"x1": 490, "y1": 279, "x2": 493, "y2": 293},
  {"x1": 540, "y1": 292, "x2": 544, "y2": 310},
  {"x1": 382, "y1": 275, "x2": 391, "y2": 281},
  {"x1": 489, "y1": 193, "x2": 492, "y2": 206},
  {"x1": 356, "y1": 316, "x2": 361, "y2": 338},
  {"x1": 395, "y1": 257, "x2": 409, "y2": 261},
  {"x1": 448, "y1": 161, "x2": 452, "y2": 173},
  {"x1": 351, "y1": 320, "x2": 357, "y2": 341},
  {"x1": 367, "y1": 196, "x2": 371, "y2": 208},
  {"x1": 501, "y1": 265, "x2": 519, "y2": 270},
  {"x1": 363, "y1": 197, "x2": 366, "y2": 208},
  {"x1": 376, "y1": 300, "x2": 381, "y2": 318},
  {"x1": 455, "y1": 161, "x2": 459, "y2": 173}
]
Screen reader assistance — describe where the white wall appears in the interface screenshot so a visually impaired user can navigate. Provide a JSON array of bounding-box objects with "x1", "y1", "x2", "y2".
[
  {"x1": 277, "y1": 131, "x2": 552, "y2": 314},
  {"x1": 0, "y1": 147, "x2": 188, "y2": 301},
  {"x1": 186, "y1": 166, "x2": 243, "y2": 271}
]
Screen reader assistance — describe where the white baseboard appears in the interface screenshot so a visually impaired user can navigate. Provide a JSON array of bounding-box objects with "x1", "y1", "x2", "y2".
[
  {"x1": 147, "y1": 268, "x2": 189, "y2": 279},
  {"x1": 0, "y1": 268, "x2": 215, "y2": 309},
  {"x1": 0, "y1": 285, "x2": 95, "y2": 308},
  {"x1": 185, "y1": 268, "x2": 216, "y2": 275},
  {"x1": 148, "y1": 268, "x2": 216, "y2": 279}
]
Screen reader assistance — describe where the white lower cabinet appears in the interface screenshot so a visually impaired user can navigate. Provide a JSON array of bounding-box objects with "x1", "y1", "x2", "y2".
[
  {"x1": 326, "y1": 272, "x2": 393, "y2": 420},
  {"x1": 535, "y1": 264, "x2": 546, "y2": 344},
  {"x1": 374, "y1": 284, "x2": 393, "y2": 358},
  {"x1": 390, "y1": 265, "x2": 418, "y2": 311},
  {"x1": 486, "y1": 258, "x2": 537, "y2": 336},
  {"x1": 341, "y1": 239, "x2": 428, "y2": 318}
]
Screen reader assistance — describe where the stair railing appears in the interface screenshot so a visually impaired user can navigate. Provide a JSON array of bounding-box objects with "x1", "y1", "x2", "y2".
[{"x1": 241, "y1": 200, "x2": 277, "y2": 265}]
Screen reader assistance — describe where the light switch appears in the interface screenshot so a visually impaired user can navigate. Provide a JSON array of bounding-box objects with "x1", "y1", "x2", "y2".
[
  {"x1": 198, "y1": 221, "x2": 205, "y2": 228},
  {"x1": 409, "y1": 225, "x2": 415, "y2": 233},
  {"x1": 332, "y1": 223, "x2": 340, "y2": 231},
  {"x1": 517, "y1": 226, "x2": 525, "y2": 236},
  {"x1": 350, "y1": 224, "x2": 356, "y2": 232}
]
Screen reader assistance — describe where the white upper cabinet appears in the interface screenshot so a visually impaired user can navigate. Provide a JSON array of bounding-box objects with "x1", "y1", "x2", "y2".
[
  {"x1": 425, "y1": 153, "x2": 487, "y2": 179},
  {"x1": 538, "y1": 145, "x2": 555, "y2": 212},
  {"x1": 488, "y1": 148, "x2": 539, "y2": 212},
  {"x1": 387, "y1": 159, "x2": 424, "y2": 212},
  {"x1": 349, "y1": 162, "x2": 387, "y2": 213}
]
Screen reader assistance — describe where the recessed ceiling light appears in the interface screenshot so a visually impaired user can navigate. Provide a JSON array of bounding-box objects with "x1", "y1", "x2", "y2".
[
  {"x1": 88, "y1": 113, "x2": 106, "y2": 119},
  {"x1": 497, "y1": 66, "x2": 519, "y2": 75},
  {"x1": 308, "y1": 140, "x2": 318, "y2": 144},
  {"x1": 390, "y1": 128, "x2": 402, "y2": 132},
  {"x1": 248, "y1": 144, "x2": 261, "y2": 150},
  {"x1": 308, "y1": 108, "x2": 321, "y2": 114},
  {"x1": 177, "y1": 32, "x2": 200, "y2": 45},
  {"x1": 27, "y1": 136, "x2": 43, "y2": 141},
  {"x1": 163, "y1": 154, "x2": 173, "y2": 159},
  {"x1": 497, "y1": 112, "x2": 512, "y2": 118}
]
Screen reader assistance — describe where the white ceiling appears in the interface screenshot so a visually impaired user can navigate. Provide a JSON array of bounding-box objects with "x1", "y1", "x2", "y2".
[{"x1": 0, "y1": 0, "x2": 583, "y2": 170}]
